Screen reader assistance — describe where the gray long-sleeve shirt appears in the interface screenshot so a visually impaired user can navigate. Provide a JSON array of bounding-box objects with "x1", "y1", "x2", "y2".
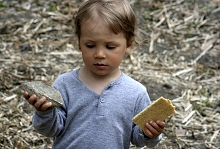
[{"x1": 32, "y1": 69, "x2": 162, "y2": 149}]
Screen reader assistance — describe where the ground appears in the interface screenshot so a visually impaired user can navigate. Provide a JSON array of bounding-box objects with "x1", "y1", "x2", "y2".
[{"x1": 0, "y1": 0, "x2": 220, "y2": 148}]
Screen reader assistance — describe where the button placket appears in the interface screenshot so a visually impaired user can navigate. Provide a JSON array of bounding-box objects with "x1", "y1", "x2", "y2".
[
  {"x1": 97, "y1": 95, "x2": 106, "y2": 116},
  {"x1": 96, "y1": 84, "x2": 113, "y2": 116}
]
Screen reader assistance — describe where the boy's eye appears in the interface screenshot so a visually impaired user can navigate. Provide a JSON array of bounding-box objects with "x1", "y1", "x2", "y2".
[
  {"x1": 106, "y1": 45, "x2": 115, "y2": 50},
  {"x1": 86, "y1": 44, "x2": 95, "y2": 48}
]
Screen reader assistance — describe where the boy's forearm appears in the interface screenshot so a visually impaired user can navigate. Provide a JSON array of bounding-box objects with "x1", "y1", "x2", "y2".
[{"x1": 32, "y1": 108, "x2": 65, "y2": 137}]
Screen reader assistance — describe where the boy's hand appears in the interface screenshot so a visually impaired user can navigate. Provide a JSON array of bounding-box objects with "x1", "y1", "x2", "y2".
[
  {"x1": 143, "y1": 120, "x2": 165, "y2": 138},
  {"x1": 23, "y1": 92, "x2": 52, "y2": 111}
]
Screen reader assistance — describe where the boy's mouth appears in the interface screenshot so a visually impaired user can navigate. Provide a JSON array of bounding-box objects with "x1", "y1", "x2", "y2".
[
  {"x1": 94, "y1": 63, "x2": 107, "y2": 66},
  {"x1": 94, "y1": 63, "x2": 108, "y2": 69}
]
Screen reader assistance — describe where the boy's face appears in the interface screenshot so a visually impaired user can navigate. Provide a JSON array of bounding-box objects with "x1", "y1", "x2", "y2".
[{"x1": 79, "y1": 20, "x2": 131, "y2": 77}]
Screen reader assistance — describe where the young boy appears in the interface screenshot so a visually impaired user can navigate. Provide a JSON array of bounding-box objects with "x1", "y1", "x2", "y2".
[{"x1": 23, "y1": 0, "x2": 165, "y2": 148}]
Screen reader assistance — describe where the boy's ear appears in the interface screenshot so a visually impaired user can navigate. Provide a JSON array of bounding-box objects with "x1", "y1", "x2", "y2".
[
  {"x1": 125, "y1": 38, "x2": 134, "y2": 54},
  {"x1": 128, "y1": 37, "x2": 134, "y2": 47}
]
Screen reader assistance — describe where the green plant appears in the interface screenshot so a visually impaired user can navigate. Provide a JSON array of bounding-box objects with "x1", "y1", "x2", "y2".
[
  {"x1": 192, "y1": 102, "x2": 206, "y2": 116},
  {"x1": 145, "y1": 11, "x2": 152, "y2": 22},
  {"x1": 202, "y1": 99, "x2": 211, "y2": 107},
  {"x1": 49, "y1": 3, "x2": 56, "y2": 11},
  {"x1": 0, "y1": 2, "x2": 5, "y2": 7}
]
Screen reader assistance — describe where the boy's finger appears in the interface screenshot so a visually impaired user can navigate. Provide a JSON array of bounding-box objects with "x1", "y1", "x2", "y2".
[
  {"x1": 146, "y1": 122, "x2": 160, "y2": 136},
  {"x1": 34, "y1": 96, "x2": 46, "y2": 109},
  {"x1": 40, "y1": 102, "x2": 52, "y2": 111},
  {"x1": 28, "y1": 94, "x2": 37, "y2": 105},
  {"x1": 156, "y1": 120, "x2": 165, "y2": 129},
  {"x1": 149, "y1": 121, "x2": 164, "y2": 133},
  {"x1": 23, "y1": 92, "x2": 30, "y2": 99},
  {"x1": 144, "y1": 128, "x2": 154, "y2": 138}
]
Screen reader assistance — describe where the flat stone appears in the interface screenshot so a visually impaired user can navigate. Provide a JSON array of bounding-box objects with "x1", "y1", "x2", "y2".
[{"x1": 21, "y1": 81, "x2": 63, "y2": 108}]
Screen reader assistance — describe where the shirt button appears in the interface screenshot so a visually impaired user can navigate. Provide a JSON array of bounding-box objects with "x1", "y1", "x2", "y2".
[{"x1": 100, "y1": 98, "x2": 105, "y2": 103}]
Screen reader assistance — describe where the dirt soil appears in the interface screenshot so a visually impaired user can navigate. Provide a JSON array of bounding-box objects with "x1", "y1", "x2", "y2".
[{"x1": 0, "y1": 0, "x2": 220, "y2": 149}]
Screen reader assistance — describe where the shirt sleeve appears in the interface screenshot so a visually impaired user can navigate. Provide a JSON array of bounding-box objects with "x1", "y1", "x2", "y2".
[
  {"x1": 130, "y1": 90, "x2": 162, "y2": 148},
  {"x1": 32, "y1": 104, "x2": 66, "y2": 137}
]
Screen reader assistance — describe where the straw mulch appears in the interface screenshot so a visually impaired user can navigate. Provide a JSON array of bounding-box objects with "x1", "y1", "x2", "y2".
[{"x1": 0, "y1": 0, "x2": 219, "y2": 149}]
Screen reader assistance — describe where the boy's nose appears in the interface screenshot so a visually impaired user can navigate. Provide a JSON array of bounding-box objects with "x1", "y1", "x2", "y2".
[{"x1": 95, "y1": 49, "x2": 106, "y2": 58}]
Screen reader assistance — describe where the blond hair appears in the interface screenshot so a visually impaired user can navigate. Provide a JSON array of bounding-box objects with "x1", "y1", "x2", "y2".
[{"x1": 74, "y1": 0, "x2": 136, "y2": 43}]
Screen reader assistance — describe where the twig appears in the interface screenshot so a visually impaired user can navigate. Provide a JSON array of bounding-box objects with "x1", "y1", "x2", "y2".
[
  {"x1": 3, "y1": 94, "x2": 17, "y2": 102},
  {"x1": 210, "y1": 130, "x2": 219, "y2": 143},
  {"x1": 182, "y1": 110, "x2": 196, "y2": 124},
  {"x1": 173, "y1": 68, "x2": 193, "y2": 77},
  {"x1": 193, "y1": 37, "x2": 217, "y2": 64}
]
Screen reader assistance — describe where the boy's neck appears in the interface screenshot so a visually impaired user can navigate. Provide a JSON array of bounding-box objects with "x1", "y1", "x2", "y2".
[{"x1": 78, "y1": 66, "x2": 121, "y2": 94}]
